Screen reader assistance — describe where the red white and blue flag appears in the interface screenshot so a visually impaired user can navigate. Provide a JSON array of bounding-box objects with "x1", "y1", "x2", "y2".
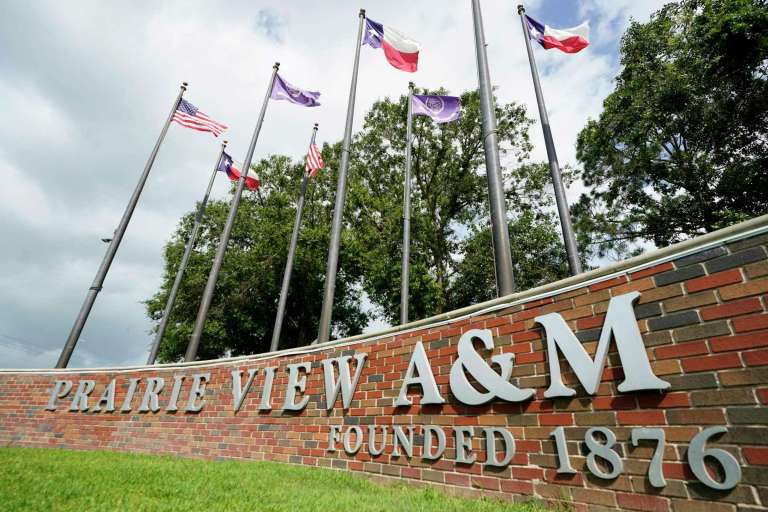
[
  {"x1": 172, "y1": 99, "x2": 228, "y2": 137},
  {"x1": 362, "y1": 18, "x2": 420, "y2": 72},
  {"x1": 525, "y1": 15, "x2": 590, "y2": 54},
  {"x1": 305, "y1": 143, "x2": 325, "y2": 178},
  {"x1": 218, "y1": 152, "x2": 259, "y2": 191}
]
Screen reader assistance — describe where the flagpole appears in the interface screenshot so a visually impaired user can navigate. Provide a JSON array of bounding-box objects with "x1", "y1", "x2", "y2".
[
  {"x1": 55, "y1": 82, "x2": 187, "y2": 369},
  {"x1": 147, "y1": 141, "x2": 226, "y2": 365},
  {"x1": 400, "y1": 82, "x2": 415, "y2": 325},
  {"x1": 471, "y1": 0, "x2": 516, "y2": 297},
  {"x1": 185, "y1": 63, "x2": 279, "y2": 362},
  {"x1": 518, "y1": 4, "x2": 582, "y2": 275},
  {"x1": 270, "y1": 124, "x2": 318, "y2": 352},
  {"x1": 317, "y1": 9, "x2": 366, "y2": 344}
]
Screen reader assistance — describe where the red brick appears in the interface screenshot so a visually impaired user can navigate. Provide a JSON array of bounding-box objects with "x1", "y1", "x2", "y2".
[
  {"x1": 637, "y1": 392, "x2": 690, "y2": 408},
  {"x1": 681, "y1": 353, "x2": 742, "y2": 372},
  {"x1": 539, "y1": 413, "x2": 573, "y2": 426},
  {"x1": 655, "y1": 341, "x2": 709, "y2": 360},
  {"x1": 511, "y1": 330, "x2": 540, "y2": 343},
  {"x1": 481, "y1": 317, "x2": 507, "y2": 330},
  {"x1": 471, "y1": 476, "x2": 500, "y2": 491},
  {"x1": 500, "y1": 479, "x2": 534, "y2": 495},
  {"x1": 498, "y1": 322, "x2": 525, "y2": 335},
  {"x1": 590, "y1": 275, "x2": 628, "y2": 292},
  {"x1": 711, "y1": 332, "x2": 768, "y2": 352},
  {"x1": 744, "y1": 348, "x2": 768, "y2": 366},
  {"x1": 593, "y1": 396, "x2": 637, "y2": 410},
  {"x1": 701, "y1": 297, "x2": 763, "y2": 321},
  {"x1": 732, "y1": 314, "x2": 768, "y2": 333},
  {"x1": 685, "y1": 269, "x2": 743, "y2": 293},
  {"x1": 617, "y1": 410, "x2": 666, "y2": 425},
  {"x1": 544, "y1": 470, "x2": 584, "y2": 486},
  {"x1": 512, "y1": 467, "x2": 544, "y2": 480},
  {"x1": 577, "y1": 314, "x2": 606, "y2": 330},
  {"x1": 662, "y1": 462, "x2": 695, "y2": 480},
  {"x1": 758, "y1": 388, "x2": 768, "y2": 404},
  {"x1": 445, "y1": 472, "x2": 470, "y2": 486},
  {"x1": 743, "y1": 446, "x2": 768, "y2": 465},
  {"x1": 616, "y1": 492, "x2": 669, "y2": 512},
  {"x1": 516, "y1": 351, "x2": 545, "y2": 364}
]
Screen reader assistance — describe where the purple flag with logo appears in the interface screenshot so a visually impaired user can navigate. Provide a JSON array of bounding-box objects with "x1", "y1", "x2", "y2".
[
  {"x1": 412, "y1": 95, "x2": 461, "y2": 123},
  {"x1": 270, "y1": 74, "x2": 321, "y2": 107}
]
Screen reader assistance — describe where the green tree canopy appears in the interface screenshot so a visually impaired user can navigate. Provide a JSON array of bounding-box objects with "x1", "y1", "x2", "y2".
[
  {"x1": 147, "y1": 89, "x2": 572, "y2": 361},
  {"x1": 574, "y1": 0, "x2": 768, "y2": 255}
]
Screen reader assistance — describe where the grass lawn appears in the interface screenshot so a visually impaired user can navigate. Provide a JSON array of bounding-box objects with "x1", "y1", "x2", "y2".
[{"x1": 0, "y1": 447, "x2": 553, "y2": 512}]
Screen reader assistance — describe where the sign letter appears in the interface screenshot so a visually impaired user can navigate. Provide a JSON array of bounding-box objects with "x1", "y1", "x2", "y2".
[{"x1": 536, "y1": 291, "x2": 670, "y2": 397}]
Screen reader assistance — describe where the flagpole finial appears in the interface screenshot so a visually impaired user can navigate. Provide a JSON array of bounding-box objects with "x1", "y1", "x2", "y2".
[
  {"x1": 517, "y1": 5, "x2": 525, "y2": 14},
  {"x1": 314, "y1": 122, "x2": 319, "y2": 129},
  {"x1": 181, "y1": 82, "x2": 188, "y2": 90},
  {"x1": 273, "y1": 62, "x2": 280, "y2": 70},
  {"x1": 408, "y1": 81, "x2": 415, "y2": 90},
  {"x1": 222, "y1": 140, "x2": 228, "y2": 147},
  {"x1": 359, "y1": 8, "x2": 365, "y2": 17}
]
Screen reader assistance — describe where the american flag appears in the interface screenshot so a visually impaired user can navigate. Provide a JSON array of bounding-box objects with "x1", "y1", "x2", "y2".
[
  {"x1": 172, "y1": 99, "x2": 228, "y2": 137},
  {"x1": 305, "y1": 143, "x2": 325, "y2": 177}
]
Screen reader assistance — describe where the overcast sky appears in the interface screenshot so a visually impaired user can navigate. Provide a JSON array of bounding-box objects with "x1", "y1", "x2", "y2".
[{"x1": 0, "y1": 0, "x2": 670, "y2": 369}]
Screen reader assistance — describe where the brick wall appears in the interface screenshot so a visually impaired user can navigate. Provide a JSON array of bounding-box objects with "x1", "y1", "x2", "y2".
[{"x1": 2, "y1": 221, "x2": 768, "y2": 512}]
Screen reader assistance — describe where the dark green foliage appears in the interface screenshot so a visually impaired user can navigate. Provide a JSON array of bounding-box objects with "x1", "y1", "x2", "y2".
[{"x1": 575, "y1": 0, "x2": 768, "y2": 255}]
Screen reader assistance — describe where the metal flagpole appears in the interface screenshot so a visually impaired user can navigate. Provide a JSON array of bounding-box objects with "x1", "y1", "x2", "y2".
[
  {"x1": 56, "y1": 82, "x2": 187, "y2": 369},
  {"x1": 185, "y1": 63, "x2": 280, "y2": 362},
  {"x1": 317, "y1": 9, "x2": 366, "y2": 344},
  {"x1": 471, "y1": 0, "x2": 516, "y2": 296},
  {"x1": 518, "y1": 4, "x2": 582, "y2": 275},
  {"x1": 270, "y1": 124, "x2": 318, "y2": 352},
  {"x1": 400, "y1": 82, "x2": 415, "y2": 325},
  {"x1": 147, "y1": 141, "x2": 227, "y2": 365}
]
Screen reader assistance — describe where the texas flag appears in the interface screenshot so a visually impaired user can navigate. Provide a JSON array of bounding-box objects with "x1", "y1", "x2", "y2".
[
  {"x1": 362, "y1": 18, "x2": 420, "y2": 72},
  {"x1": 218, "y1": 152, "x2": 260, "y2": 191},
  {"x1": 525, "y1": 15, "x2": 590, "y2": 54}
]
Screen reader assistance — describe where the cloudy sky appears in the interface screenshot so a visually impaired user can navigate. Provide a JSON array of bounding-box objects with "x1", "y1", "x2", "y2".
[{"x1": 0, "y1": 0, "x2": 669, "y2": 369}]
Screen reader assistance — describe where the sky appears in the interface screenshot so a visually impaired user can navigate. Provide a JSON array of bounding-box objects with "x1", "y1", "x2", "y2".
[{"x1": 0, "y1": 0, "x2": 671, "y2": 369}]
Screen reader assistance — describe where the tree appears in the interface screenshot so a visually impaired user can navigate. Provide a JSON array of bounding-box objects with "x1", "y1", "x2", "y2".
[
  {"x1": 145, "y1": 155, "x2": 367, "y2": 362},
  {"x1": 574, "y1": 0, "x2": 768, "y2": 255}
]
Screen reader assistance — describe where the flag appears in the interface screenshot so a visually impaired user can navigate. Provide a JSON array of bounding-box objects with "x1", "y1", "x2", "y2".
[
  {"x1": 270, "y1": 74, "x2": 321, "y2": 107},
  {"x1": 172, "y1": 99, "x2": 228, "y2": 136},
  {"x1": 412, "y1": 95, "x2": 461, "y2": 123},
  {"x1": 305, "y1": 143, "x2": 325, "y2": 178},
  {"x1": 525, "y1": 15, "x2": 589, "y2": 54},
  {"x1": 362, "y1": 18, "x2": 420, "y2": 72},
  {"x1": 218, "y1": 152, "x2": 259, "y2": 191}
]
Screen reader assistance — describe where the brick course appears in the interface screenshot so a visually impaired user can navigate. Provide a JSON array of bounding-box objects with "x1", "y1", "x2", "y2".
[{"x1": 2, "y1": 226, "x2": 768, "y2": 511}]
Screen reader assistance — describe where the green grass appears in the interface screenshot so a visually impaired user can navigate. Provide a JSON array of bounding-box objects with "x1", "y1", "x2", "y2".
[{"x1": 0, "y1": 447, "x2": 552, "y2": 512}]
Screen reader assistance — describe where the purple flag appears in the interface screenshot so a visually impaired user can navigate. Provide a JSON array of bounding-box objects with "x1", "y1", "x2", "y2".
[
  {"x1": 412, "y1": 95, "x2": 461, "y2": 123},
  {"x1": 270, "y1": 74, "x2": 321, "y2": 107}
]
